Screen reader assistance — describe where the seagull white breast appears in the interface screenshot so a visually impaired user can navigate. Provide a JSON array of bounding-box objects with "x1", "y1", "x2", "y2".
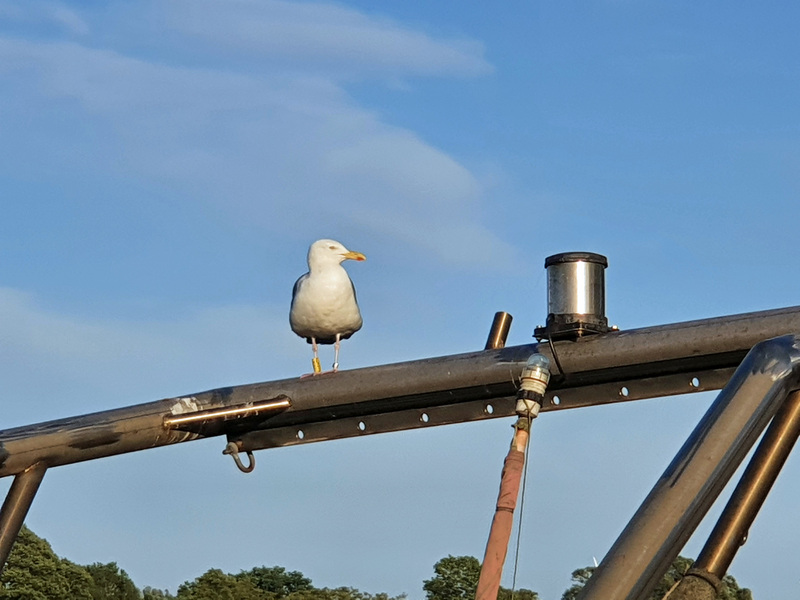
[{"x1": 290, "y1": 239, "x2": 364, "y2": 344}]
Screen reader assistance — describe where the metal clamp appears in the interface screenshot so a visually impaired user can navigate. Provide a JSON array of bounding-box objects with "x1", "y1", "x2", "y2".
[{"x1": 223, "y1": 441, "x2": 255, "y2": 474}]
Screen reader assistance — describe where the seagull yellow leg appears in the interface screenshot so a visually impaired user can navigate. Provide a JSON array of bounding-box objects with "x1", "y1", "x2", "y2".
[
  {"x1": 311, "y1": 338, "x2": 322, "y2": 374},
  {"x1": 332, "y1": 334, "x2": 341, "y2": 372}
]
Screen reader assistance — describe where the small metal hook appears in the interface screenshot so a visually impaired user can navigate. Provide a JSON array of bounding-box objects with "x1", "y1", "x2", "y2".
[{"x1": 223, "y1": 441, "x2": 255, "y2": 474}]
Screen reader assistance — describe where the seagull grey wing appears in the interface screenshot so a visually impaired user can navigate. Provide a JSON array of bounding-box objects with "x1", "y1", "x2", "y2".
[
  {"x1": 344, "y1": 278, "x2": 363, "y2": 339},
  {"x1": 291, "y1": 273, "x2": 312, "y2": 311},
  {"x1": 290, "y1": 273, "x2": 312, "y2": 340},
  {"x1": 350, "y1": 278, "x2": 359, "y2": 304},
  {"x1": 291, "y1": 275, "x2": 303, "y2": 305}
]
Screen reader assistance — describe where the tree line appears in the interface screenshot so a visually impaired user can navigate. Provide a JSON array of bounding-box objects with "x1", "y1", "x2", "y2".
[{"x1": 0, "y1": 527, "x2": 751, "y2": 599}]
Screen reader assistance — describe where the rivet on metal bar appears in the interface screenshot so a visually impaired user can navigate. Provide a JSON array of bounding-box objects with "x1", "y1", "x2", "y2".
[
  {"x1": 223, "y1": 441, "x2": 255, "y2": 474},
  {"x1": 163, "y1": 396, "x2": 291, "y2": 430}
]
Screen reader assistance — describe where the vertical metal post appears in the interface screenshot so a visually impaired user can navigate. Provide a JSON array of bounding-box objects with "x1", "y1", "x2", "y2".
[
  {"x1": 576, "y1": 335, "x2": 800, "y2": 600},
  {"x1": 0, "y1": 462, "x2": 47, "y2": 573}
]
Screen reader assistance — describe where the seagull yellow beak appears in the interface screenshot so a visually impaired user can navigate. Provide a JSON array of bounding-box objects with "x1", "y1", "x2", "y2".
[{"x1": 343, "y1": 250, "x2": 366, "y2": 262}]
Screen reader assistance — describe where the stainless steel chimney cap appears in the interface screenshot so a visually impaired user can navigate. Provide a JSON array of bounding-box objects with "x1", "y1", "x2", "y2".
[
  {"x1": 544, "y1": 251, "x2": 608, "y2": 269},
  {"x1": 535, "y1": 251, "x2": 610, "y2": 341}
]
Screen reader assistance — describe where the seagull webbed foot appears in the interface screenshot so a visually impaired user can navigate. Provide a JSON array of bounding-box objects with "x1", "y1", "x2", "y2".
[{"x1": 299, "y1": 369, "x2": 338, "y2": 379}]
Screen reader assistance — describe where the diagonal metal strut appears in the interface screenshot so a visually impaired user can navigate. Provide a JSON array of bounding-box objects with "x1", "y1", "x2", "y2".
[{"x1": 576, "y1": 334, "x2": 800, "y2": 600}]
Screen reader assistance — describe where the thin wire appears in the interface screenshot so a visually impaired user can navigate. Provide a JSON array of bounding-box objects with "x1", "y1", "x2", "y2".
[
  {"x1": 546, "y1": 330, "x2": 565, "y2": 378},
  {"x1": 510, "y1": 415, "x2": 533, "y2": 598}
]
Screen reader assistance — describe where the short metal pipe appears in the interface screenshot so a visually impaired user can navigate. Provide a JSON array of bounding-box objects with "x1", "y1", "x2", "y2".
[
  {"x1": 485, "y1": 312, "x2": 513, "y2": 350},
  {"x1": 576, "y1": 335, "x2": 800, "y2": 600},
  {"x1": 694, "y1": 389, "x2": 800, "y2": 578},
  {"x1": 0, "y1": 462, "x2": 47, "y2": 573}
]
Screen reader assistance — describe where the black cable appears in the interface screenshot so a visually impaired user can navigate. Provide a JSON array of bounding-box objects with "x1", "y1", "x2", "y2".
[{"x1": 546, "y1": 329, "x2": 565, "y2": 378}]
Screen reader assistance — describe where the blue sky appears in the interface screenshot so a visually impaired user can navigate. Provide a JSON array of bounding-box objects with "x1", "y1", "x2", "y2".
[{"x1": 2, "y1": 1, "x2": 800, "y2": 598}]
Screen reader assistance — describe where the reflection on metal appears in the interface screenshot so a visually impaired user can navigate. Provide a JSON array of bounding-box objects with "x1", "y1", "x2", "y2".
[
  {"x1": 0, "y1": 462, "x2": 47, "y2": 573},
  {"x1": 535, "y1": 252, "x2": 609, "y2": 341},
  {"x1": 164, "y1": 397, "x2": 292, "y2": 433},
  {"x1": 666, "y1": 389, "x2": 800, "y2": 599},
  {"x1": 485, "y1": 311, "x2": 513, "y2": 350},
  {"x1": 222, "y1": 441, "x2": 256, "y2": 474},
  {"x1": 576, "y1": 335, "x2": 800, "y2": 600}
]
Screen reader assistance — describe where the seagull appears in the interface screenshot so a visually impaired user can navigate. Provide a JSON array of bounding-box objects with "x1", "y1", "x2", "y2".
[{"x1": 290, "y1": 239, "x2": 366, "y2": 374}]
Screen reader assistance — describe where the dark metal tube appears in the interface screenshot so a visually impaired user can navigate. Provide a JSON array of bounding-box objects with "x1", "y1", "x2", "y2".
[
  {"x1": 694, "y1": 389, "x2": 800, "y2": 578},
  {"x1": 576, "y1": 335, "x2": 800, "y2": 600},
  {"x1": 0, "y1": 462, "x2": 46, "y2": 572},
  {"x1": 3, "y1": 306, "x2": 800, "y2": 477},
  {"x1": 485, "y1": 312, "x2": 513, "y2": 350}
]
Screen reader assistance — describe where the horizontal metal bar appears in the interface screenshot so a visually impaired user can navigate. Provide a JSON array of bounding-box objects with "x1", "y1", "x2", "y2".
[
  {"x1": 239, "y1": 367, "x2": 735, "y2": 449},
  {"x1": 2, "y1": 305, "x2": 800, "y2": 477}
]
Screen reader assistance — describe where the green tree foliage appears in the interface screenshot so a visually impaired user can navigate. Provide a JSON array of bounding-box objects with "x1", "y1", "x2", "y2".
[
  {"x1": 0, "y1": 525, "x2": 93, "y2": 600},
  {"x1": 560, "y1": 566, "x2": 595, "y2": 600},
  {"x1": 423, "y1": 555, "x2": 538, "y2": 600},
  {"x1": 423, "y1": 555, "x2": 482, "y2": 600},
  {"x1": 498, "y1": 589, "x2": 538, "y2": 600},
  {"x1": 236, "y1": 566, "x2": 313, "y2": 597},
  {"x1": 85, "y1": 562, "x2": 140, "y2": 600},
  {"x1": 286, "y1": 587, "x2": 404, "y2": 600},
  {"x1": 175, "y1": 568, "x2": 271, "y2": 600},
  {"x1": 1, "y1": 527, "x2": 752, "y2": 600},
  {"x1": 560, "y1": 556, "x2": 753, "y2": 600},
  {"x1": 718, "y1": 575, "x2": 753, "y2": 600},
  {"x1": 142, "y1": 587, "x2": 176, "y2": 600},
  {"x1": 175, "y1": 570, "x2": 403, "y2": 600}
]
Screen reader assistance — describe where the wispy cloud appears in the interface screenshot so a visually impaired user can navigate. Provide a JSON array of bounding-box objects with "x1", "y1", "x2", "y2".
[
  {"x1": 0, "y1": 1, "x2": 513, "y2": 269},
  {"x1": 158, "y1": 0, "x2": 492, "y2": 77},
  {"x1": 0, "y1": 288, "x2": 298, "y2": 423},
  {"x1": 0, "y1": 0, "x2": 89, "y2": 36}
]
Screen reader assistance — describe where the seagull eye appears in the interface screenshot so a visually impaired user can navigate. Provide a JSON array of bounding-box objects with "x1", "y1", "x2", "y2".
[{"x1": 329, "y1": 245, "x2": 337, "y2": 250}]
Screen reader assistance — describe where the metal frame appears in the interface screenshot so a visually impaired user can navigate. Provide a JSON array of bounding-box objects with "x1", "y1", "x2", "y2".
[
  {"x1": 667, "y1": 388, "x2": 800, "y2": 599},
  {"x1": 4, "y1": 305, "x2": 800, "y2": 587},
  {"x1": 576, "y1": 334, "x2": 800, "y2": 600}
]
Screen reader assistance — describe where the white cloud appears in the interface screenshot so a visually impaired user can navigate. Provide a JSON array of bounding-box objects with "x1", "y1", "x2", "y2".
[
  {"x1": 0, "y1": 288, "x2": 300, "y2": 423},
  {"x1": 0, "y1": 1, "x2": 513, "y2": 269},
  {"x1": 0, "y1": 0, "x2": 89, "y2": 35},
  {"x1": 158, "y1": 0, "x2": 492, "y2": 77}
]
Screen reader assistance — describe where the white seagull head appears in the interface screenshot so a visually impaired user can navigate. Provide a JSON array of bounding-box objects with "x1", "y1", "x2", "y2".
[{"x1": 308, "y1": 239, "x2": 366, "y2": 271}]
